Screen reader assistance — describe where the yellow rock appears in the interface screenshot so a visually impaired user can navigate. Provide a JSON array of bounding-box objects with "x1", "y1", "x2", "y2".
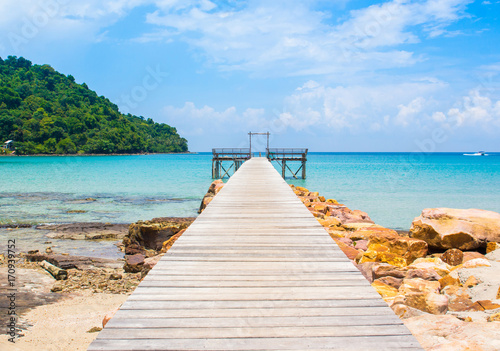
[
  {"x1": 487, "y1": 242, "x2": 500, "y2": 253},
  {"x1": 399, "y1": 278, "x2": 440, "y2": 296},
  {"x1": 295, "y1": 186, "x2": 309, "y2": 193},
  {"x1": 326, "y1": 199, "x2": 339, "y2": 204},
  {"x1": 311, "y1": 202, "x2": 329, "y2": 214},
  {"x1": 372, "y1": 281, "x2": 399, "y2": 299},
  {"x1": 318, "y1": 196, "x2": 326, "y2": 202},
  {"x1": 439, "y1": 274, "x2": 461, "y2": 289},
  {"x1": 496, "y1": 286, "x2": 500, "y2": 299},
  {"x1": 308, "y1": 191, "x2": 320, "y2": 197},
  {"x1": 487, "y1": 312, "x2": 500, "y2": 322},
  {"x1": 464, "y1": 275, "x2": 481, "y2": 287},
  {"x1": 318, "y1": 217, "x2": 342, "y2": 228}
]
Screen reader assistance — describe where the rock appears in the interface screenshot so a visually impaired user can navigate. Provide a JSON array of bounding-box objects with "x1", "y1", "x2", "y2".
[
  {"x1": 161, "y1": 229, "x2": 186, "y2": 253},
  {"x1": 441, "y1": 248, "x2": 464, "y2": 266},
  {"x1": 143, "y1": 254, "x2": 163, "y2": 270},
  {"x1": 371, "y1": 281, "x2": 399, "y2": 300},
  {"x1": 311, "y1": 202, "x2": 329, "y2": 214},
  {"x1": 409, "y1": 208, "x2": 500, "y2": 250},
  {"x1": 497, "y1": 286, "x2": 500, "y2": 299},
  {"x1": 103, "y1": 307, "x2": 119, "y2": 327},
  {"x1": 439, "y1": 274, "x2": 461, "y2": 289},
  {"x1": 486, "y1": 242, "x2": 500, "y2": 253},
  {"x1": 109, "y1": 273, "x2": 122, "y2": 280},
  {"x1": 406, "y1": 268, "x2": 441, "y2": 281},
  {"x1": 464, "y1": 275, "x2": 481, "y2": 287},
  {"x1": 342, "y1": 223, "x2": 384, "y2": 231},
  {"x1": 372, "y1": 263, "x2": 408, "y2": 280},
  {"x1": 487, "y1": 312, "x2": 500, "y2": 322},
  {"x1": 125, "y1": 218, "x2": 193, "y2": 254},
  {"x1": 345, "y1": 227, "x2": 398, "y2": 241},
  {"x1": 404, "y1": 314, "x2": 500, "y2": 351},
  {"x1": 475, "y1": 300, "x2": 500, "y2": 310},
  {"x1": 408, "y1": 258, "x2": 451, "y2": 277},
  {"x1": 317, "y1": 217, "x2": 342, "y2": 228},
  {"x1": 462, "y1": 258, "x2": 491, "y2": 269},
  {"x1": 199, "y1": 180, "x2": 224, "y2": 213},
  {"x1": 326, "y1": 199, "x2": 339, "y2": 204},
  {"x1": 391, "y1": 303, "x2": 430, "y2": 319},
  {"x1": 353, "y1": 239, "x2": 368, "y2": 251},
  {"x1": 25, "y1": 252, "x2": 121, "y2": 270},
  {"x1": 333, "y1": 238, "x2": 360, "y2": 260},
  {"x1": 38, "y1": 222, "x2": 129, "y2": 240},
  {"x1": 399, "y1": 278, "x2": 441, "y2": 295},
  {"x1": 353, "y1": 262, "x2": 377, "y2": 282},
  {"x1": 368, "y1": 234, "x2": 428, "y2": 265},
  {"x1": 462, "y1": 251, "x2": 486, "y2": 262},
  {"x1": 374, "y1": 276, "x2": 403, "y2": 289},
  {"x1": 328, "y1": 206, "x2": 374, "y2": 224},
  {"x1": 442, "y1": 286, "x2": 473, "y2": 312},
  {"x1": 124, "y1": 254, "x2": 145, "y2": 273},
  {"x1": 87, "y1": 327, "x2": 102, "y2": 333}
]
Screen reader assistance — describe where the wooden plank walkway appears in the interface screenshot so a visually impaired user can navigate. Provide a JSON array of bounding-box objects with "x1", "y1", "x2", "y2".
[{"x1": 88, "y1": 158, "x2": 422, "y2": 351}]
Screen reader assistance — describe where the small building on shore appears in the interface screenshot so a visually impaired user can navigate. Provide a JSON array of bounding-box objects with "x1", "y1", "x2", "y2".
[{"x1": 2, "y1": 140, "x2": 14, "y2": 151}]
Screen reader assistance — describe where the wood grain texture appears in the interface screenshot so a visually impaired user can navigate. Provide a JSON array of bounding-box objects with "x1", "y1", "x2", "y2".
[{"x1": 88, "y1": 158, "x2": 422, "y2": 351}]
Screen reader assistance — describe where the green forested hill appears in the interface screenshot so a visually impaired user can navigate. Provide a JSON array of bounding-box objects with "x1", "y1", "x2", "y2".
[{"x1": 0, "y1": 56, "x2": 187, "y2": 155}]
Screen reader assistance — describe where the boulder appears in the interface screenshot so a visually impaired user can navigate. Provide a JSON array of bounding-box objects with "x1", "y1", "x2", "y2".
[
  {"x1": 442, "y1": 286, "x2": 473, "y2": 312},
  {"x1": 462, "y1": 251, "x2": 486, "y2": 262},
  {"x1": 406, "y1": 268, "x2": 441, "y2": 281},
  {"x1": 408, "y1": 258, "x2": 451, "y2": 277},
  {"x1": 410, "y1": 208, "x2": 500, "y2": 250},
  {"x1": 317, "y1": 217, "x2": 342, "y2": 228},
  {"x1": 368, "y1": 234, "x2": 428, "y2": 265},
  {"x1": 353, "y1": 239, "x2": 368, "y2": 251},
  {"x1": 371, "y1": 281, "x2": 399, "y2": 300},
  {"x1": 372, "y1": 263, "x2": 408, "y2": 280},
  {"x1": 333, "y1": 238, "x2": 360, "y2": 260},
  {"x1": 374, "y1": 276, "x2": 403, "y2": 289},
  {"x1": 124, "y1": 254, "x2": 145, "y2": 273},
  {"x1": 404, "y1": 314, "x2": 500, "y2": 351},
  {"x1": 125, "y1": 217, "x2": 193, "y2": 254},
  {"x1": 327, "y1": 206, "x2": 374, "y2": 224},
  {"x1": 441, "y1": 248, "x2": 464, "y2": 266},
  {"x1": 399, "y1": 278, "x2": 447, "y2": 314},
  {"x1": 353, "y1": 262, "x2": 377, "y2": 282},
  {"x1": 462, "y1": 258, "x2": 491, "y2": 269}
]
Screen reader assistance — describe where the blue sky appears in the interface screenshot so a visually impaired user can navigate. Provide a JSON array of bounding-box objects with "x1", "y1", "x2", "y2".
[{"x1": 1, "y1": 0, "x2": 499, "y2": 152}]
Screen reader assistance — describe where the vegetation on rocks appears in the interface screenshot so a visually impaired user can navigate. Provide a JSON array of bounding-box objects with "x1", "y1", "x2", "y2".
[{"x1": 0, "y1": 56, "x2": 187, "y2": 155}]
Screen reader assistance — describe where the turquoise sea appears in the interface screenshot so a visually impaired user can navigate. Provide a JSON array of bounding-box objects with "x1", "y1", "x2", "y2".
[{"x1": 1, "y1": 153, "x2": 499, "y2": 257}]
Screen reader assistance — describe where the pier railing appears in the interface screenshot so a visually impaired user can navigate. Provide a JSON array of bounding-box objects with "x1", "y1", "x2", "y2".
[
  {"x1": 266, "y1": 148, "x2": 308, "y2": 179},
  {"x1": 212, "y1": 148, "x2": 251, "y2": 178}
]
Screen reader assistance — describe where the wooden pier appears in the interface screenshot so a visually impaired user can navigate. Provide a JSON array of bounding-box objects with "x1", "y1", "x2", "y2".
[
  {"x1": 212, "y1": 148, "x2": 251, "y2": 178},
  {"x1": 89, "y1": 158, "x2": 422, "y2": 351},
  {"x1": 267, "y1": 148, "x2": 308, "y2": 179}
]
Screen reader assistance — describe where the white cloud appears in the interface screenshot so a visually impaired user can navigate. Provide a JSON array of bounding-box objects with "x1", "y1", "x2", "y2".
[
  {"x1": 394, "y1": 97, "x2": 425, "y2": 126},
  {"x1": 276, "y1": 79, "x2": 446, "y2": 131},
  {"x1": 137, "y1": 0, "x2": 473, "y2": 75},
  {"x1": 439, "y1": 90, "x2": 500, "y2": 128}
]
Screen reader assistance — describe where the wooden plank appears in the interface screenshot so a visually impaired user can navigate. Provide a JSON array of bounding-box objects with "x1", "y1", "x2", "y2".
[{"x1": 88, "y1": 157, "x2": 422, "y2": 351}]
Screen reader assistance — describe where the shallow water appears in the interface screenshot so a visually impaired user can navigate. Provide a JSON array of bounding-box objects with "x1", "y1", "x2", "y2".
[{"x1": 1, "y1": 153, "x2": 499, "y2": 232}]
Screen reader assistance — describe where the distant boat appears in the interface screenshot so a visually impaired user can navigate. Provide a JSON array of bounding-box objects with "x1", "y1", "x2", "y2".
[{"x1": 463, "y1": 151, "x2": 488, "y2": 156}]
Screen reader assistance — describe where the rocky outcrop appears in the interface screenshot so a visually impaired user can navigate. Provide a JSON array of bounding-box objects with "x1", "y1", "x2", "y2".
[
  {"x1": 290, "y1": 185, "x2": 500, "y2": 351},
  {"x1": 199, "y1": 179, "x2": 225, "y2": 213},
  {"x1": 410, "y1": 208, "x2": 500, "y2": 250},
  {"x1": 123, "y1": 217, "x2": 194, "y2": 254},
  {"x1": 37, "y1": 223, "x2": 129, "y2": 240}
]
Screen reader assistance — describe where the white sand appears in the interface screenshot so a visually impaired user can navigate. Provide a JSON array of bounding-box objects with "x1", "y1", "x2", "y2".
[{"x1": 0, "y1": 291, "x2": 128, "y2": 351}]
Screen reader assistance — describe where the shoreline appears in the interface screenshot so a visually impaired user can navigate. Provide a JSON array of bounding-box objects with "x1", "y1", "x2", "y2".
[{"x1": 0, "y1": 151, "x2": 198, "y2": 157}]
